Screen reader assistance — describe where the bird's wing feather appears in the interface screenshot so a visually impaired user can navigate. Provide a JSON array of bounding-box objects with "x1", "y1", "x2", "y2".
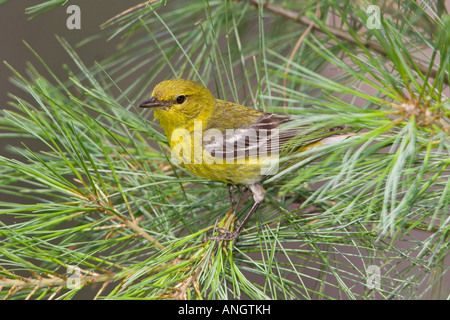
[
  {"x1": 203, "y1": 112, "x2": 287, "y2": 160},
  {"x1": 203, "y1": 112, "x2": 349, "y2": 161}
]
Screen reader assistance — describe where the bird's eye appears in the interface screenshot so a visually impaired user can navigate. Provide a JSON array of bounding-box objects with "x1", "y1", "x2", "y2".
[{"x1": 176, "y1": 95, "x2": 186, "y2": 104}]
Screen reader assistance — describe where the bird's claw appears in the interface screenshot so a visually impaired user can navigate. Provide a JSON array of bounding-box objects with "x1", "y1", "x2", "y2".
[{"x1": 205, "y1": 227, "x2": 240, "y2": 241}]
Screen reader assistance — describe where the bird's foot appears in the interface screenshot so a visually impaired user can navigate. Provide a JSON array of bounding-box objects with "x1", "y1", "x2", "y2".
[{"x1": 205, "y1": 227, "x2": 240, "y2": 241}]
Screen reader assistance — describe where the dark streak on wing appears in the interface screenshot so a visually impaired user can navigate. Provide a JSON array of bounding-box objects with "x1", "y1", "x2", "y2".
[
  {"x1": 203, "y1": 112, "x2": 348, "y2": 160},
  {"x1": 203, "y1": 112, "x2": 288, "y2": 160}
]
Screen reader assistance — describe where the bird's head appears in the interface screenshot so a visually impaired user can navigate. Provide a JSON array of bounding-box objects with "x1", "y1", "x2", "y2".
[{"x1": 139, "y1": 79, "x2": 215, "y2": 129}]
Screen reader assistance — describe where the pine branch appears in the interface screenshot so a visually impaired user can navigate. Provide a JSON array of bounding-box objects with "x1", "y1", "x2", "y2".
[
  {"x1": 0, "y1": 274, "x2": 113, "y2": 290},
  {"x1": 246, "y1": 0, "x2": 440, "y2": 78}
]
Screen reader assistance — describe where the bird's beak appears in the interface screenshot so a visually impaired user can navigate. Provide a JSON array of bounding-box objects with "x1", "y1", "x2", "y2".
[{"x1": 138, "y1": 97, "x2": 168, "y2": 108}]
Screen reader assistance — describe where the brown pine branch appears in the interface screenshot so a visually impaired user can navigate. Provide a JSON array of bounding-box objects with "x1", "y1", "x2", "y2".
[
  {"x1": 100, "y1": 0, "x2": 159, "y2": 28},
  {"x1": 247, "y1": 0, "x2": 439, "y2": 78},
  {"x1": 283, "y1": 0, "x2": 320, "y2": 109},
  {"x1": 0, "y1": 273, "x2": 113, "y2": 290}
]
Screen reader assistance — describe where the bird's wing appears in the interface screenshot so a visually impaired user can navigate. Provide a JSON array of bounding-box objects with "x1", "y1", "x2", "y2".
[
  {"x1": 201, "y1": 113, "x2": 282, "y2": 160},
  {"x1": 203, "y1": 112, "x2": 349, "y2": 161}
]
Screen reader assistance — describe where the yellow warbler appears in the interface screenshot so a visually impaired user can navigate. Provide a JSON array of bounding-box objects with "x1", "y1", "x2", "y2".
[{"x1": 139, "y1": 79, "x2": 347, "y2": 240}]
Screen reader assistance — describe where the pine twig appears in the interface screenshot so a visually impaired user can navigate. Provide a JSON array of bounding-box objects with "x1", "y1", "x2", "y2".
[
  {"x1": 247, "y1": 0, "x2": 439, "y2": 78},
  {"x1": 0, "y1": 274, "x2": 113, "y2": 290},
  {"x1": 283, "y1": 0, "x2": 320, "y2": 109},
  {"x1": 100, "y1": 0, "x2": 159, "y2": 28}
]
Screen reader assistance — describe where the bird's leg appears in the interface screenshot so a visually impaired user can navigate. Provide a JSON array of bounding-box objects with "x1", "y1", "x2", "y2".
[
  {"x1": 228, "y1": 185, "x2": 247, "y2": 208},
  {"x1": 206, "y1": 183, "x2": 265, "y2": 241},
  {"x1": 228, "y1": 184, "x2": 237, "y2": 207}
]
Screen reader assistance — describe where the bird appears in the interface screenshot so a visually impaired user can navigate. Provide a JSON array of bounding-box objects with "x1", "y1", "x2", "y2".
[{"x1": 139, "y1": 79, "x2": 348, "y2": 240}]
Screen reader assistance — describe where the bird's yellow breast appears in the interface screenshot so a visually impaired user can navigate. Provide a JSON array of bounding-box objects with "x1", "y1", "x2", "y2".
[{"x1": 164, "y1": 121, "x2": 265, "y2": 185}]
